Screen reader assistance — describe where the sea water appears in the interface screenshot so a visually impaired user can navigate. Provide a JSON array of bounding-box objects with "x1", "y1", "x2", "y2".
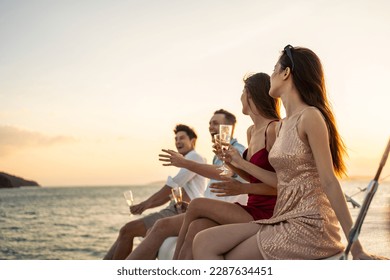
[
  {"x1": 0, "y1": 180, "x2": 389, "y2": 260},
  {"x1": 0, "y1": 184, "x2": 163, "y2": 260}
]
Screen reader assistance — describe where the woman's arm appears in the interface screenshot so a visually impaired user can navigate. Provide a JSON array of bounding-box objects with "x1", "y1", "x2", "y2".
[
  {"x1": 225, "y1": 161, "x2": 252, "y2": 182},
  {"x1": 224, "y1": 148, "x2": 278, "y2": 188},
  {"x1": 223, "y1": 126, "x2": 254, "y2": 181},
  {"x1": 210, "y1": 179, "x2": 277, "y2": 196}
]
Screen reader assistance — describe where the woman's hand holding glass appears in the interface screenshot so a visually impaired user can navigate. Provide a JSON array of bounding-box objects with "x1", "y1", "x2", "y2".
[
  {"x1": 213, "y1": 142, "x2": 240, "y2": 178},
  {"x1": 213, "y1": 142, "x2": 241, "y2": 164},
  {"x1": 223, "y1": 146, "x2": 245, "y2": 168},
  {"x1": 213, "y1": 134, "x2": 234, "y2": 173}
]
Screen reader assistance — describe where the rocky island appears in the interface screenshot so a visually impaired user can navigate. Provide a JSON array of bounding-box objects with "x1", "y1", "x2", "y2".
[{"x1": 0, "y1": 172, "x2": 40, "y2": 188}]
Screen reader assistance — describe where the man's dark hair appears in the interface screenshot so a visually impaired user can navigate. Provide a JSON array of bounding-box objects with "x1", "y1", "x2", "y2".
[
  {"x1": 213, "y1": 109, "x2": 237, "y2": 126},
  {"x1": 174, "y1": 124, "x2": 197, "y2": 140}
]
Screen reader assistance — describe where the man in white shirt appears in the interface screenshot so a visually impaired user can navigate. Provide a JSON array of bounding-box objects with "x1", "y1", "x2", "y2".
[{"x1": 103, "y1": 124, "x2": 207, "y2": 260}]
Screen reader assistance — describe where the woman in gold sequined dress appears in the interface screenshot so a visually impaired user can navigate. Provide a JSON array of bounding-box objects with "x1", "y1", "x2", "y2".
[{"x1": 192, "y1": 45, "x2": 379, "y2": 260}]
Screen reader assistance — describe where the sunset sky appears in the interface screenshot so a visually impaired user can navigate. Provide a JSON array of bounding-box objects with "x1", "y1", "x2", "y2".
[{"x1": 1, "y1": 0, "x2": 389, "y2": 187}]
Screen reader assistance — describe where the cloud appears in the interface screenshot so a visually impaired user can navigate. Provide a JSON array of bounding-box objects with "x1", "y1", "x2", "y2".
[{"x1": 0, "y1": 125, "x2": 76, "y2": 156}]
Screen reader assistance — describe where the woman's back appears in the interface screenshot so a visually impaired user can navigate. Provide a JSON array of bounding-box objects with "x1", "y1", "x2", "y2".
[
  {"x1": 254, "y1": 108, "x2": 344, "y2": 259},
  {"x1": 270, "y1": 108, "x2": 333, "y2": 218}
]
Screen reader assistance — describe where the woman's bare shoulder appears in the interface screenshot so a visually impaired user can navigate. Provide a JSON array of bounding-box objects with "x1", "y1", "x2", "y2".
[
  {"x1": 302, "y1": 106, "x2": 323, "y2": 118},
  {"x1": 267, "y1": 120, "x2": 279, "y2": 135},
  {"x1": 247, "y1": 124, "x2": 254, "y2": 135},
  {"x1": 300, "y1": 107, "x2": 328, "y2": 137}
]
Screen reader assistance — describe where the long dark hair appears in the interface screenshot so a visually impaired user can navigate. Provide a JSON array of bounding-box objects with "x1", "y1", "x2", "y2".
[
  {"x1": 279, "y1": 46, "x2": 347, "y2": 177},
  {"x1": 243, "y1": 72, "x2": 280, "y2": 120}
]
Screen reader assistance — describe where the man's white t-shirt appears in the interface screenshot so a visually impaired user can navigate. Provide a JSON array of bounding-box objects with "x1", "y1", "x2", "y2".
[{"x1": 165, "y1": 150, "x2": 207, "y2": 200}]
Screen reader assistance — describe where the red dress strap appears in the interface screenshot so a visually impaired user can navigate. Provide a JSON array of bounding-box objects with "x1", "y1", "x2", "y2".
[{"x1": 264, "y1": 120, "x2": 279, "y2": 147}]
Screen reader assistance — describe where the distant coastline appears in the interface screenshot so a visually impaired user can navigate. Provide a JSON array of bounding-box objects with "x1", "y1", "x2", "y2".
[{"x1": 0, "y1": 172, "x2": 40, "y2": 189}]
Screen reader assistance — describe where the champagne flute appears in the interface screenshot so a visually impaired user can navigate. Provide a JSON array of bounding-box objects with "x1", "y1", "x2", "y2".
[
  {"x1": 123, "y1": 190, "x2": 134, "y2": 215},
  {"x1": 219, "y1": 124, "x2": 233, "y2": 175},
  {"x1": 171, "y1": 187, "x2": 183, "y2": 204},
  {"x1": 171, "y1": 187, "x2": 185, "y2": 213},
  {"x1": 213, "y1": 134, "x2": 224, "y2": 171}
]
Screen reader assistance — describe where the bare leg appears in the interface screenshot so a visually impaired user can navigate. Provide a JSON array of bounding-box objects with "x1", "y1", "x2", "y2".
[
  {"x1": 193, "y1": 223, "x2": 263, "y2": 260},
  {"x1": 103, "y1": 219, "x2": 147, "y2": 260},
  {"x1": 103, "y1": 240, "x2": 118, "y2": 260},
  {"x1": 127, "y1": 214, "x2": 185, "y2": 260},
  {"x1": 173, "y1": 198, "x2": 253, "y2": 259},
  {"x1": 177, "y1": 218, "x2": 219, "y2": 260}
]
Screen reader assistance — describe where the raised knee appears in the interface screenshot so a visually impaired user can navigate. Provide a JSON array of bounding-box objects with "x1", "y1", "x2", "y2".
[
  {"x1": 187, "y1": 198, "x2": 206, "y2": 215},
  {"x1": 151, "y1": 219, "x2": 170, "y2": 235},
  {"x1": 119, "y1": 220, "x2": 141, "y2": 237}
]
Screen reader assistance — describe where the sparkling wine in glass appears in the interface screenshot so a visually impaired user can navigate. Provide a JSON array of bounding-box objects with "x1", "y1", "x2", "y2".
[
  {"x1": 213, "y1": 134, "x2": 224, "y2": 171},
  {"x1": 219, "y1": 124, "x2": 233, "y2": 175},
  {"x1": 123, "y1": 190, "x2": 134, "y2": 207},
  {"x1": 171, "y1": 187, "x2": 185, "y2": 213},
  {"x1": 171, "y1": 187, "x2": 183, "y2": 204}
]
